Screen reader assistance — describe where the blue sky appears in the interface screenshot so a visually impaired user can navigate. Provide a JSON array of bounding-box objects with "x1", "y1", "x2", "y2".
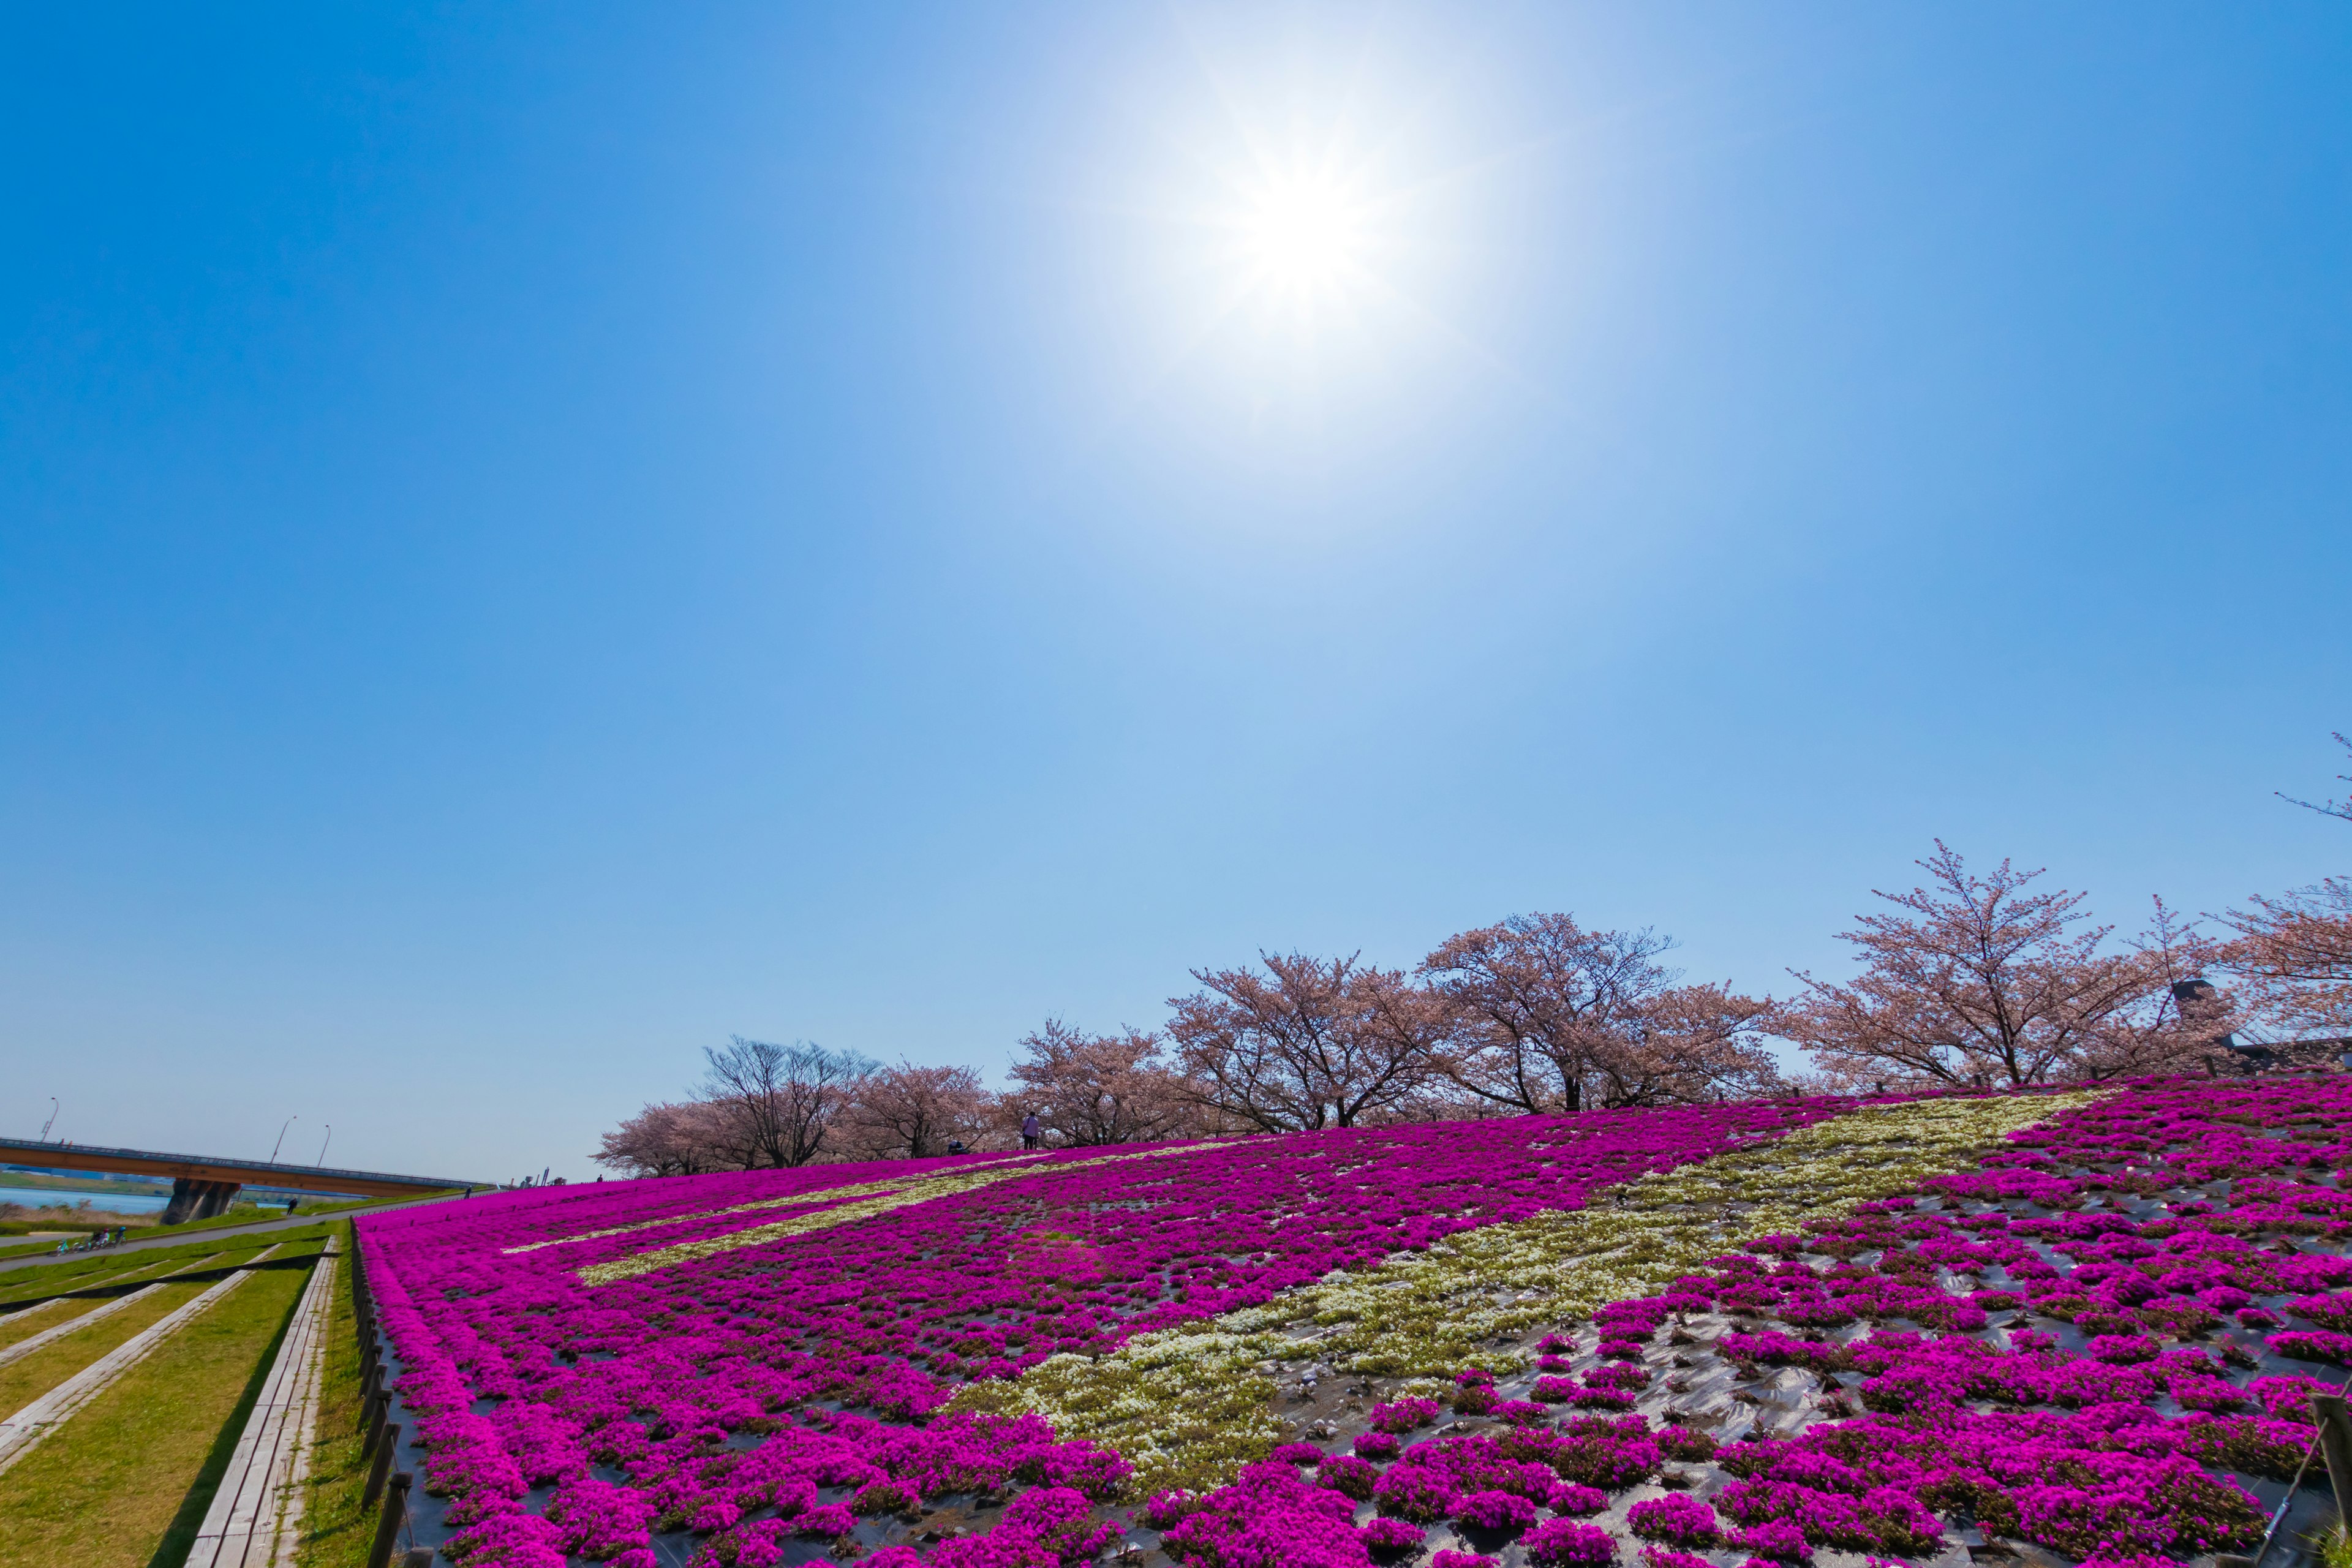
[{"x1": 4, "y1": 6, "x2": 2347, "y2": 1182}]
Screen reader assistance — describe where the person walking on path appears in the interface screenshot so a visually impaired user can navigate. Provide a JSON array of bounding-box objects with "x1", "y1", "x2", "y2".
[{"x1": 1020, "y1": 1112, "x2": 1041, "y2": 1150}]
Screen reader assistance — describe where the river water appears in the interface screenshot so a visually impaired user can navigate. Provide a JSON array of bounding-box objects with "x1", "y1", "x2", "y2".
[{"x1": 0, "y1": 1186, "x2": 172, "y2": 1213}]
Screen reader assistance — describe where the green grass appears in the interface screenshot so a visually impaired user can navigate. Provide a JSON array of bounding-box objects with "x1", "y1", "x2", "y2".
[
  {"x1": 0, "y1": 1223, "x2": 379, "y2": 1566},
  {"x1": 0, "y1": 1227, "x2": 331, "y2": 1307},
  {"x1": 0, "y1": 1241, "x2": 240, "y2": 1297},
  {"x1": 2, "y1": 1203, "x2": 352, "y2": 1251},
  {"x1": 28, "y1": 1248, "x2": 228, "y2": 1298},
  {"x1": 295, "y1": 1229, "x2": 377, "y2": 1568},
  {"x1": 0, "y1": 1210, "x2": 164, "y2": 1239},
  {"x1": 0, "y1": 1262, "x2": 307, "y2": 1567},
  {"x1": 0, "y1": 1280, "x2": 207, "y2": 1421},
  {"x1": 0, "y1": 1262, "x2": 157, "y2": 1311},
  {"x1": 0, "y1": 1297, "x2": 74, "y2": 1352},
  {"x1": 0, "y1": 1253, "x2": 208, "y2": 1310},
  {"x1": 191, "y1": 1243, "x2": 280, "y2": 1274}
]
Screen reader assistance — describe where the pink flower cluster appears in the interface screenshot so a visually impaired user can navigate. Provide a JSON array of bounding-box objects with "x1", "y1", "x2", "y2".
[
  {"x1": 361, "y1": 1074, "x2": 2350, "y2": 1568},
  {"x1": 1151, "y1": 1411, "x2": 1686, "y2": 1568},
  {"x1": 1139, "y1": 1076, "x2": 2352, "y2": 1568},
  {"x1": 360, "y1": 1102, "x2": 1844, "y2": 1562},
  {"x1": 1642, "y1": 1077, "x2": 2352, "y2": 1563}
]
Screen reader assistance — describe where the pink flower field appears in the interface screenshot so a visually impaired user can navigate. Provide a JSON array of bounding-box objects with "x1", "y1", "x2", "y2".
[{"x1": 356, "y1": 1077, "x2": 2352, "y2": 1568}]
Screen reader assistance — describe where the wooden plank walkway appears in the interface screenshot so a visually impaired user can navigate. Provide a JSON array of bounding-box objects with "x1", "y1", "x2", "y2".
[
  {"x1": 0, "y1": 1267, "x2": 257, "y2": 1476},
  {"x1": 186, "y1": 1240, "x2": 340, "y2": 1567}
]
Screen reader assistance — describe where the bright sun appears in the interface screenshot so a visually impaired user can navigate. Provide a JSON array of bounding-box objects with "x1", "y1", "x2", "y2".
[{"x1": 1235, "y1": 167, "x2": 1373, "y2": 304}]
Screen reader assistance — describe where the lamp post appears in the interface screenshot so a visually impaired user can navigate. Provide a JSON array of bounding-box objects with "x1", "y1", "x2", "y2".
[
  {"x1": 39, "y1": 1098, "x2": 57, "y2": 1141},
  {"x1": 269, "y1": 1115, "x2": 298, "y2": 1166},
  {"x1": 315, "y1": 1125, "x2": 332, "y2": 1166}
]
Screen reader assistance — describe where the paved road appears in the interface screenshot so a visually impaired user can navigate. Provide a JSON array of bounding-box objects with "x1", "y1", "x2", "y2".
[{"x1": 0, "y1": 1189, "x2": 479, "y2": 1276}]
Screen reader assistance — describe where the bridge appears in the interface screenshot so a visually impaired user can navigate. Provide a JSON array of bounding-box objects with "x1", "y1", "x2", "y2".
[{"x1": 0, "y1": 1136, "x2": 493, "y2": 1224}]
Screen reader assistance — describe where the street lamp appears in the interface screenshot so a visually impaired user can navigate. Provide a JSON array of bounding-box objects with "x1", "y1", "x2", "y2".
[
  {"x1": 269, "y1": 1115, "x2": 298, "y2": 1166},
  {"x1": 39, "y1": 1098, "x2": 57, "y2": 1141},
  {"x1": 315, "y1": 1125, "x2": 333, "y2": 1166}
]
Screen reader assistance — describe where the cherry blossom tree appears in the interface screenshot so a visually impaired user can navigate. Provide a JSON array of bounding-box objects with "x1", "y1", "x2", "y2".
[
  {"x1": 1586, "y1": 981, "x2": 1781, "y2": 1107},
  {"x1": 1007, "y1": 1019, "x2": 1196, "y2": 1147},
  {"x1": 1420, "y1": 913, "x2": 1775, "y2": 1112},
  {"x1": 842, "y1": 1061, "x2": 993, "y2": 1159},
  {"x1": 2220, "y1": 880, "x2": 2352, "y2": 1033},
  {"x1": 2218, "y1": 734, "x2": 2352, "y2": 1033},
  {"x1": 591, "y1": 1100, "x2": 734, "y2": 1176},
  {"x1": 1351, "y1": 968, "x2": 1472, "y2": 1111},
  {"x1": 2073, "y1": 899, "x2": 2240, "y2": 1079},
  {"x1": 1779, "y1": 843, "x2": 2195, "y2": 1089},
  {"x1": 1166, "y1": 953, "x2": 1446, "y2": 1132}
]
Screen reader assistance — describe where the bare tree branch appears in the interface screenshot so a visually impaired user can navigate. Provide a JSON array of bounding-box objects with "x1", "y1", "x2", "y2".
[
  {"x1": 2275, "y1": 731, "x2": 2352, "y2": 823},
  {"x1": 699, "y1": 1036, "x2": 878, "y2": 1167}
]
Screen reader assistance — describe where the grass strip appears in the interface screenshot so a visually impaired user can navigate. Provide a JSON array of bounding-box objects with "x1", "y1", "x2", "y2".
[
  {"x1": 0, "y1": 1227, "x2": 331, "y2": 1309},
  {"x1": 0, "y1": 1300, "x2": 70, "y2": 1352},
  {"x1": 295, "y1": 1224, "x2": 374, "y2": 1568},
  {"x1": 0, "y1": 1239, "x2": 243, "y2": 1300},
  {"x1": 0, "y1": 1254, "x2": 222, "y2": 1313},
  {"x1": 40, "y1": 1253, "x2": 207, "y2": 1295},
  {"x1": 0, "y1": 1287, "x2": 163, "y2": 1371},
  {"x1": 0, "y1": 1259, "x2": 160, "y2": 1306},
  {"x1": 195, "y1": 1245, "x2": 276, "y2": 1273},
  {"x1": 0, "y1": 1281, "x2": 208, "y2": 1422},
  {"x1": 0, "y1": 1273, "x2": 258, "y2": 1476},
  {"x1": 0, "y1": 1262, "x2": 305, "y2": 1568}
]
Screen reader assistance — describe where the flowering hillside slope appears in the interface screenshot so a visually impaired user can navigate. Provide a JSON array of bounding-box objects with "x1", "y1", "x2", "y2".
[{"x1": 358, "y1": 1079, "x2": 2352, "y2": 1568}]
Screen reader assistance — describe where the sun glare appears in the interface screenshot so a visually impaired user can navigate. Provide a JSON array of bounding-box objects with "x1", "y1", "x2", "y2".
[
  {"x1": 1112, "y1": 18, "x2": 1502, "y2": 398},
  {"x1": 1238, "y1": 168, "x2": 1370, "y2": 302}
]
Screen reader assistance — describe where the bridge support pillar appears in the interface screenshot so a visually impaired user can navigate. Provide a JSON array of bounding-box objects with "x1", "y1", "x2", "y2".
[{"x1": 162, "y1": 1178, "x2": 243, "y2": 1224}]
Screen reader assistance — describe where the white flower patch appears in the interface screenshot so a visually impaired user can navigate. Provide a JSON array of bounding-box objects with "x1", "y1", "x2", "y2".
[{"x1": 951, "y1": 1093, "x2": 2101, "y2": 1494}]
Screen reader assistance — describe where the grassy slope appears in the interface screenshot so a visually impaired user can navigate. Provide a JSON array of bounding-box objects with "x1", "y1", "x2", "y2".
[
  {"x1": 0, "y1": 1242, "x2": 237, "y2": 1304},
  {"x1": 9, "y1": 1249, "x2": 233, "y2": 1303},
  {"x1": 0, "y1": 1253, "x2": 221, "y2": 1309},
  {"x1": 0, "y1": 1262, "x2": 306, "y2": 1568},
  {"x1": 0, "y1": 1226, "x2": 331, "y2": 1306},
  {"x1": 0, "y1": 1280, "x2": 209, "y2": 1419},
  {"x1": 296, "y1": 1226, "x2": 376, "y2": 1568},
  {"x1": 0, "y1": 1297, "x2": 71, "y2": 1352}
]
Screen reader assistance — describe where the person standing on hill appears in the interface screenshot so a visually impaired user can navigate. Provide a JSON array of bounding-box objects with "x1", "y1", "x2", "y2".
[{"x1": 1021, "y1": 1112, "x2": 1042, "y2": 1150}]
